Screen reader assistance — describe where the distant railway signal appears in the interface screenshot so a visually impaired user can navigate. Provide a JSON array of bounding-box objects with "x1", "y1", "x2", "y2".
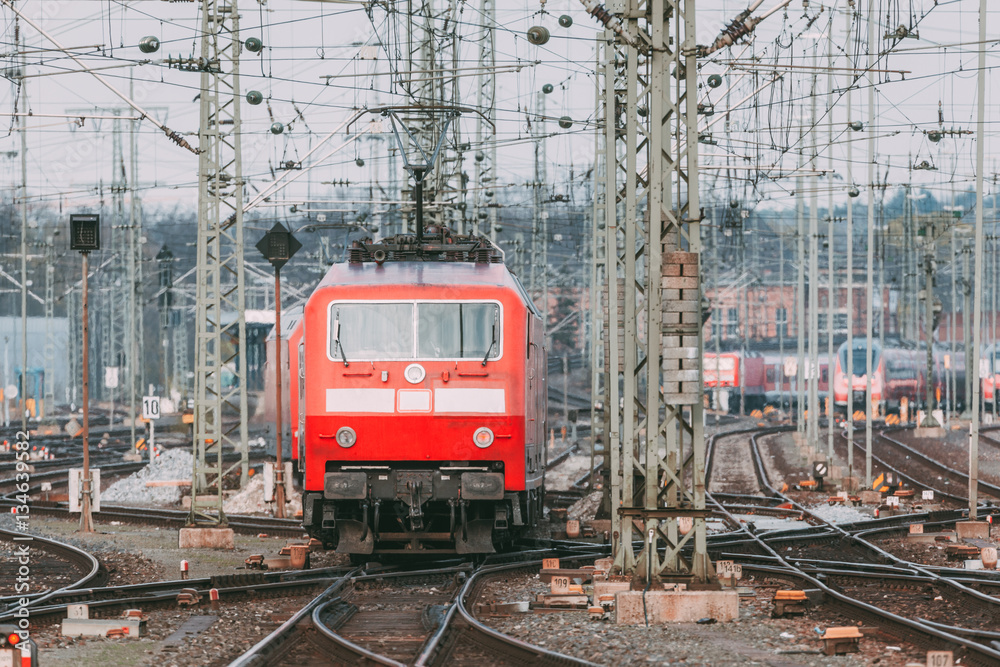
[
  {"x1": 257, "y1": 223, "x2": 300, "y2": 519},
  {"x1": 69, "y1": 213, "x2": 98, "y2": 533},
  {"x1": 256, "y1": 222, "x2": 301, "y2": 270},
  {"x1": 69, "y1": 214, "x2": 100, "y2": 252}
]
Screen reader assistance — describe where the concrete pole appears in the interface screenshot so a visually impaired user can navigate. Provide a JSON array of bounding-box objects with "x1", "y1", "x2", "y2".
[
  {"x1": 845, "y1": 4, "x2": 854, "y2": 480},
  {"x1": 865, "y1": 0, "x2": 876, "y2": 488},
  {"x1": 826, "y1": 20, "x2": 835, "y2": 460},
  {"x1": 923, "y1": 242, "x2": 937, "y2": 426},
  {"x1": 779, "y1": 232, "x2": 785, "y2": 408},
  {"x1": 19, "y1": 42, "x2": 28, "y2": 432},
  {"x1": 796, "y1": 131, "x2": 806, "y2": 433},
  {"x1": 950, "y1": 226, "x2": 957, "y2": 421},
  {"x1": 129, "y1": 75, "x2": 139, "y2": 456},
  {"x1": 740, "y1": 238, "x2": 747, "y2": 417},
  {"x1": 969, "y1": 0, "x2": 987, "y2": 519},
  {"x1": 808, "y1": 69, "x2": 820, "y2": 448}
]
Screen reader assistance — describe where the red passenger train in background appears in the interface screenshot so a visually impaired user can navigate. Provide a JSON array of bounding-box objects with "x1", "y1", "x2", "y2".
[
  {"x1": 270, "y1": 229, "x2": 546, "y2": 556},
  {"x1": 704, "y1": 340, "x2": 996, "y2": 417},
  {"x1": 703, "y1": 351, "x2": 829, "y2": 412},
  {"x1": 832, "y1": 340, "x2": 967, "y2": 416}
]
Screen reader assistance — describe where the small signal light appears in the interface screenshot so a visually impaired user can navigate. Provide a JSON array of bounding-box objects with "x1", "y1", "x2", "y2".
[{"x1": 7, "y1": 632, "x2": 20, "y2": 646}]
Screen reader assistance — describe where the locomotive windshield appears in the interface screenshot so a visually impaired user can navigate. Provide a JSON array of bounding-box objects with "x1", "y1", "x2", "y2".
[
  {"x1": 839, "y1": 342, "x2": 881, "y2": 376},
  {"x1": 330, "y1": 301, "x2": 501, "y2": 361},
  {"x1": 332, "y1": 303, "x2": 414, "y2": 360}
]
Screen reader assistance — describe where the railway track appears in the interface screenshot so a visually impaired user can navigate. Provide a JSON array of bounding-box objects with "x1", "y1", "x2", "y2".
[
  {"x1": 830, "y1": 425, "x2": 1000, "y2": 504},
  {"x1": 704, "y1": 426, "x2": 1000, "y2": 664},
  {"x1": 230, "y1": 550, "x2": 602, "y2": 667},
  {"x1": 0, "y1": 563, "x2": 355, "y2": 625},
  {"x1": 0, "y1": 528, "x2": 107, "y2": 613}
]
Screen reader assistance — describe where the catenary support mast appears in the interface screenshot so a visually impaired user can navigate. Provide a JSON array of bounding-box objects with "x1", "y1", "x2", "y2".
[
  {"x1": 602, "y1": 0, "x2": 711, "y2": 582},
  {"x1": 190, "y1": 0, "x2": 249, "y2": 525}
]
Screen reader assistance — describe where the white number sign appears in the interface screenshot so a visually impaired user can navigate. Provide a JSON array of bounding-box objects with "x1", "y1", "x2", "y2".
[
  {"x1": 142, "y1": 396, "x2": 161, "y2": 420},
  {"x1": 927, "y1": 650, "x2": 953, "y2": 667},
  {"x1": 716, "y1": 560, "x2": 742, "y2": 579}
]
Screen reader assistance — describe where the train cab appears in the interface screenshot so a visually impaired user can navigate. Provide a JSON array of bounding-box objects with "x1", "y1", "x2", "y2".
[
  {"x1": 298, "y1": 233, "x2": 546, "y2": 556},
  {"x1": 834, "y1": 340, "x2": 885, "y2": 414}
]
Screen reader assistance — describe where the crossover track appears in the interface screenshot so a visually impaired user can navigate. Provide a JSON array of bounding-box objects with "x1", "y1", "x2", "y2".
[
  {"x1": 705, "y1": 425, "x2": 1000, "y2": 665},
  {"x1": 229, "y1": 551, "x2": 603, "y2": 667}
]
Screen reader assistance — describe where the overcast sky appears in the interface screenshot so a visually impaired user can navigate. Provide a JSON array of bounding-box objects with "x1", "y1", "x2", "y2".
[{"x1": 0, "y1": 1, "x2": 997, "y2": 229}]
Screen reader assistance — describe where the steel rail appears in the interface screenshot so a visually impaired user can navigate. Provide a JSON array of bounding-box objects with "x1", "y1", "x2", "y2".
[
  {"x1": 415, "y1": 556, "x2": 600, "y2": 667},
  {"x1": 2, "y1": 576, "x2": 339, "y2": 624},
  {"x1": 309, "y1": 596, "x2": 405, "y2": 666},
  {"x1": 877, "y1": 426, "x2": 1000, "y2": 498},
  {"x1": 839, "y1": 428, "x2": 969, "y2": 504},
  {"x1": 705, "y1": 426, "x2": 1000, "y2": 663},
  {"x1": 228, "y1": 569, "x2": 360, "y2": 667},
  {"x1": 749, "y1": 430, "x2": 1000, "y2": 620},
  {"x1": 0, "y1": 528, "x2": 106, "y2": 614},
  {"x1": 0, "y1": 564, "x2": 355, "y2": 615}
]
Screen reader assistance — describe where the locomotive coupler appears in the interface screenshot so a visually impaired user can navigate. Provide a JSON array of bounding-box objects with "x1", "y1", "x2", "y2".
[
  {"x1": 407, "y1": 480, "x2": 425, "y2": 530},
  {"x1": 360, "y1": 501, "x2": 370, "y2": 542},
  {"x1": 448, "y1": 499, "x2": 457, "y2": 539},
  {"x1": 459, "y1": 499, "x2": 469, "y2": 541}
]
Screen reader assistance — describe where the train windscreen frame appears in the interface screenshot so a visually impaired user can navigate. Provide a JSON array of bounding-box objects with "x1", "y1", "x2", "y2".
[
  {"x1": 329, "y1": 300, "x2": 503, "y2": 362},
  {"x1": 840, "y1": 344, "x2": 880, "y2": 377}
]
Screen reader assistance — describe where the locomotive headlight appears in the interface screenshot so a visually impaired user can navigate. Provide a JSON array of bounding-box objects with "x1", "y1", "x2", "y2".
[
  {"x1": 473, "y1": 427, "x2": 494, "y2": 448},
  {"x1": 336, "y1": 426, "x2": 357, "y2": 448},
  {"x1": 404, "y1": 363, "x2": 426, "y2": 384}
]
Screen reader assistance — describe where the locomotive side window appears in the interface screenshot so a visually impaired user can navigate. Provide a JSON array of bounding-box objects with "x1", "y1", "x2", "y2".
[{"x1": 329, "y1": 301, "x2": 502, "y2": 361}]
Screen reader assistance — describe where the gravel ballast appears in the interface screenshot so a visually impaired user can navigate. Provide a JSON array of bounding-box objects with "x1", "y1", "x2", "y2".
[{"x1": 101, "y1": 449, "x2": 194, "y2": 506}]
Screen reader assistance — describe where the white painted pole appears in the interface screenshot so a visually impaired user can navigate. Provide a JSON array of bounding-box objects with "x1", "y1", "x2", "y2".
[
  {"x1": 865, "y1": 0, "x2": 876, "y2": 488},
  {"x1": 845, "y1": 6, "x2": 854, "y2": 482},
  {"x1": 969, "y1": 0, "x2": 988, "y2": 519}
]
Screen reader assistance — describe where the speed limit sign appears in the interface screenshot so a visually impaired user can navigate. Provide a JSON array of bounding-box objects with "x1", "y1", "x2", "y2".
[{"x1": 142, "y1": 396, "x2": 161, "y2": 420}]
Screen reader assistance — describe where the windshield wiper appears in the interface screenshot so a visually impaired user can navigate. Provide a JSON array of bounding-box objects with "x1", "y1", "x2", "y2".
[
  {"x1": 333, "y1": 314, "x2": 349, "y2": 367},
  {"x1": 481, "y1": 309, "x2": 498, "y2": 367}
]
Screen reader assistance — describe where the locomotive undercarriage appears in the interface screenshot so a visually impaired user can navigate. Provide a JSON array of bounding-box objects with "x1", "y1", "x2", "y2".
[{"x1": 302, "y1": 464, "x2": 542, "y2": 555}]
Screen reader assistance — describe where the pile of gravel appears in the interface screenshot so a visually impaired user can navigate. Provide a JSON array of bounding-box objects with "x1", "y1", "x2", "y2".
[
  {"x1": 101, "y1": 448, "x2": 194, "y2": 506},
  {"x1": 546, "y1": 453, "x2": 599, "y2": 491},
  {"x1": 566, "y1": 490, "x2": 602, "y2": 520},
  {"x1": 223, "y1": 474, "x2": 302, "y2": 517}
]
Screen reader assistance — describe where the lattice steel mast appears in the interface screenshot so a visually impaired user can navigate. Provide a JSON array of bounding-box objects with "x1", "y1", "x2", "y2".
[
  {"x1": 400, "y1": 0, "x2": 464, "y2": 231},
  {"x1": 600, "y1": 0, "x2": 711, "y2": 582},
  {"x1": 471, "y1": 0, "x2": 496, "y2": 240},
  {"x1": 189, "y1": 0, "x2": 248, "y2": 525}
]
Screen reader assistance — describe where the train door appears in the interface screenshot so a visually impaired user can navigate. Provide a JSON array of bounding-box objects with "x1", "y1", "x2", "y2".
[
  {"x1": 297, "y1": 341, "x2": 306, "y2": 470},
  {"x1": 525, "y1": 311, "x2": 539, "y2": 473}
]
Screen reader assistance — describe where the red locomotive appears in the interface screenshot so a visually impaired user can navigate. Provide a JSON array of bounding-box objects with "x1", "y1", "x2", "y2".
[{"x1": 290, "y1": 229, "x2": 546, "y2": 556}]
